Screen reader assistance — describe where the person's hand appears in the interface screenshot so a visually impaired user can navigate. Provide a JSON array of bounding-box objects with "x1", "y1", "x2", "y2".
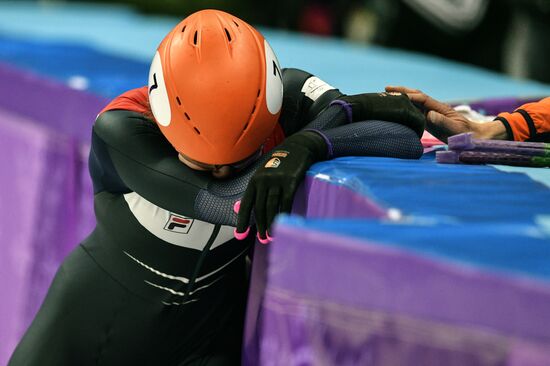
[
  {"x1": 235, "y1": 130, "x2": 328, "y2": 243},
  {"x1": 385, "y1": 86, "x2": 507, "y2": 142},
  {"x1": 332, "y1": 92, "x2": 426, "y2": 137}
]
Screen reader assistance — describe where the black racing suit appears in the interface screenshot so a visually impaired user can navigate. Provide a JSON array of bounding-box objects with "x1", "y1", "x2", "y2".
[{"x1": 8, "y1": 69, "x2": 423, "y2": 366}]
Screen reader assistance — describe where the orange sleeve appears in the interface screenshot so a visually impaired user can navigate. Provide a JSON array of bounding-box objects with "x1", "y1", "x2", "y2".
[
  {"x1": 495, "y1": 97, "x2": 550, "y2": 142},
  {"x1": 99, "y1": 86, "x2": 152, "y2": 118}
]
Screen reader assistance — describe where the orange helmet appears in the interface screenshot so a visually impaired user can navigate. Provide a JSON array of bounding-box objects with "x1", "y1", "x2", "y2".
[{"x1": 148, "y1": 9, "x2": 283, "y2": 165}]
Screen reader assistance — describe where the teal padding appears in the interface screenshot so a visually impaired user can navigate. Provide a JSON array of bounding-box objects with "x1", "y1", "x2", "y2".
[{"x1": 1, "y1": 2, "x2": 550, "y2": 100}]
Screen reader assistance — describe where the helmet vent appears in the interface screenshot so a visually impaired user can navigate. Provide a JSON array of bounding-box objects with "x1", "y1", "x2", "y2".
[
  {"x1": 181, "y1": 25, "x2": 186, "y2": 33},
  {"x1": 257, "y1": 89, "x2": 261, "y2": 97},
  {"x1": 193, "y1": 127, "x2": 201, "y2": 135},
  {"x1": 224, "y1": 28, "x2": 232, "y2": 42},
  {"x1": 233, "y1": 20, "x2": 239, "y2": 27},
  {"x1": 176, "y1": 97, "x2": 181, "y2": 105},
  {"x1": 184, "y1": 112, "x2": 191, "y2": 120},
  {"x1": 193, "y1": 31, "x2": 198, "y2": 45}
]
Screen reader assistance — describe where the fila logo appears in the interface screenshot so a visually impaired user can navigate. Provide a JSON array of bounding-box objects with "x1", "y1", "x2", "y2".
[
  {"x1": 265, "y1": 157, "x2": 281, "y2": 168},
  {"x1": 164, "y1": 214, "x2": 194, "y2": 234}
]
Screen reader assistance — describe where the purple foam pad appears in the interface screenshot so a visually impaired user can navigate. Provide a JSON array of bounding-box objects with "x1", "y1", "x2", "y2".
[
  {"x1": 459, "y1": 151, "x2": 550, "y2": 167},
  {"x1": 449, "y1": 132, "x2": 549, "y2": 152},
  {"x1": 436, "y1": 150, "x2": 460, "y2": 164},
  {"x1": 472, "y1": 139, "x2": 549, "y2": 150},
  {"x1": 448, "y1": 133, "x2": 475, "y2": 150},
  {"x1": 451, "y1": 135, "x2": 549, "y2": 156},
  {"x1": 477, "y1": 146, "x2": 547, "y2": 156}
]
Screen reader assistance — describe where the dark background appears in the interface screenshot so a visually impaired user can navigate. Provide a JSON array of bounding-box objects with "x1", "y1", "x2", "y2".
[{"x1": 63, "y1": 0, "x2": 550, "y2": 83}]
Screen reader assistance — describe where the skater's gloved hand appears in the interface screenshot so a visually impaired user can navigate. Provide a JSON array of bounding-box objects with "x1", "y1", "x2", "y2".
[
  {"x1": 331, "y1": 92, "x2": 426, "y2": 137},
  {"x1": 235, "y1": 130, "x2": 328, "y2": 243}
]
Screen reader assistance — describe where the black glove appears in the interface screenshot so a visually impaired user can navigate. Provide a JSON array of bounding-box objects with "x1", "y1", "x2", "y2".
[
  {"x1": 236, "y1": 130, "x2": 328, "y2": 242},
  {"x1": 334, "y1": 92, "x2": 426, "y2": 137}
]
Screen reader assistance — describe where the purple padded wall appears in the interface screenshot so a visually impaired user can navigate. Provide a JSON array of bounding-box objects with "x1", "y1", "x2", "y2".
[{"x1": 0, "y1": 64, "x2": 101, "y2": 365}]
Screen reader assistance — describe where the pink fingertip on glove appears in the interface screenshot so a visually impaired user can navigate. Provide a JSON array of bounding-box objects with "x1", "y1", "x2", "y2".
[
  {"x1": 234, "y1": 226, "x2": 250, "y2": 240},
  {"x1": 233, "y1": 200, "x2": 241, "y2": 214},
  {"x1": 257, "y1": 232, "x2": 271, "y2": 245}
]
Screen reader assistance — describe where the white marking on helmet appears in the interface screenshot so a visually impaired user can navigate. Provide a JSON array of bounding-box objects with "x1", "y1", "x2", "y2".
[
  {"x1": 264, "y1": 40, "x2": 283, "y2": 115},
  {"x1": 148, "y1": 51, "x2": 172, "y2": 126}
]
